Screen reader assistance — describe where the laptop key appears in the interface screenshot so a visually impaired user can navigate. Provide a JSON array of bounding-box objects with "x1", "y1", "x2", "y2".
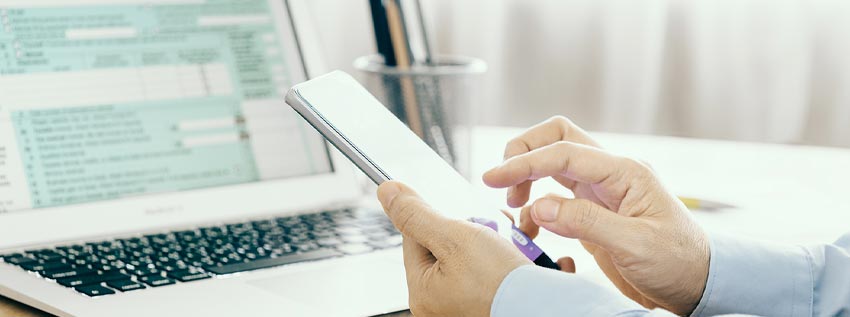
[
  {"x1": 368, "y1": 240, "x2": 402, "y2": 250},
  {"x1": 167, "y1": 268, "x2": 211, "y2": 282},
  {"x1": 336, "y1": 243, "x2": 373, "y2": 255},
  {"x1": 341, "y1": 235, "x2": 369, "y2": 244},
  {"x1": 42, "y1": 267, "x2": 95, "y2": 280},
  {"x1": 316, "y1": 238, "x2": 342, "y2": 247},
  {"x1": 204, "y1": 249, "x2": 342, "y2": 275},
  {"x1": 365, "y1": 231, "x2": 391, "y2": 242},
  {"x1": 106, "y1": 279, "x2": 145, "y2": 292},
  {"x1": 129, "y1": 267, "x2": 161, "y2": 277},
  {"x1": 57, "y1": 272, "x2": 130, "y2": 288},
  {"x1": 336, "y1": 227, "x2": 362, "y2": 236},
  {"x1": 20, "y1": 260, "x2": 69, "y2": 272},
  {"x1": 291, "y1": 242, "x2": 319, "y2": 252},
  {"x1": 311, "y1": 230, "x2": 336, "y2": 239},
  {"x1": 139, "y1": 275, "x2": 176, "y2": 287},
  {"x1": 1, "y1": 253, "x2": 24, "y2": 261},
  {"x1": 34, "y1": 251, "x2": 64, "y2": 262},
  {"x1": 5, "y1": 256, "x2": 37, "y2": 265},
  {"x1": 75, "y1": 284, "x2": 115, "y2": 297}
]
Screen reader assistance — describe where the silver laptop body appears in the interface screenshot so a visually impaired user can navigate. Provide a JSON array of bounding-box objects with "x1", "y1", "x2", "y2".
[{"x1": 0, "y1": 1, "x2": 408, "y2": 316}]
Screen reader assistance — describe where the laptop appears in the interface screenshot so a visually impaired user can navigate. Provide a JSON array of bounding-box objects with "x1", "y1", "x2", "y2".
[{"x1": 0, "y1": 0, "x2": 409, "y2": 316}]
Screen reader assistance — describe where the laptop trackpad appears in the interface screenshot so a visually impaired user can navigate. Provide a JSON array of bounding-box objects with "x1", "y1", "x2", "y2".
[{"x1": 248, "y1": 259, "x2": 408, "y2": 316}]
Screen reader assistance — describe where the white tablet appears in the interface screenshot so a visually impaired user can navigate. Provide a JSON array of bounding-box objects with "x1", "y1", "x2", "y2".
[
  {"x1": 285, "y1": 71, "x2": 512, "y2": 235},
  {"x1": 286, "y1": 71, "x2": 567, "y2": 269}
]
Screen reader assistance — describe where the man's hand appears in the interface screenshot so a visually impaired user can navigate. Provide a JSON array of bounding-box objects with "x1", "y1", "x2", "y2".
[
  {"x1": 377, "y1": 181, "x2": 531, "y2": 316},
  {"x1": 483, "y1": 116, "x2": 710, "y2": 315}
]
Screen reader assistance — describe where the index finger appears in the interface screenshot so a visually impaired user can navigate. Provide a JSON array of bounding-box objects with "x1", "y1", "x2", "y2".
[
  {"x1": 502, "y1": 116, "x2": 600, "y2": 160},
  {"x1": 377, "y1": 181, "x2": 466, "y2": 258},
  {"x1": 484, "y1": 141, "x2": 624, "y2": 189},
  {"x1": 500, "y1": 117, "x2": 600, "y2": 207}
]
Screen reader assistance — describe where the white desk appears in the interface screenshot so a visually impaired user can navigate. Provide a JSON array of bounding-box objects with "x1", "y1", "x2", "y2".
[
  {"x1": 466, "y1": 126, "x2": 850, "y2": 285},
  {"x1": 3, "y1": 126, "x2": 850, "y2": 315}
]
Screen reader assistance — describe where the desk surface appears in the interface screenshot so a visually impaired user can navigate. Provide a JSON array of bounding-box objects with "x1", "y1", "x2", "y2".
[{"x1": 4, "y1": 126, "x2": 849, "y2": 316}]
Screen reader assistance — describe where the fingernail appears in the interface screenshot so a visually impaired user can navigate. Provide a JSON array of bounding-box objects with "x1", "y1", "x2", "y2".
[
  {"x1": 377, "y1": 182, "x2": 402, "y2": 206},
  {"x1": 533, "y1": 199, "x2": 560, "y2": 222}
]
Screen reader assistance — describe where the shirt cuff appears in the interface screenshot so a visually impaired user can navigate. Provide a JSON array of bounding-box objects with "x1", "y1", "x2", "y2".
[
  {"x1": 691, "y1": 233, "x2": 814, "y2": 317},
  {"x1": 491, "y1": 265, "x2": 646, "y2": 317}
]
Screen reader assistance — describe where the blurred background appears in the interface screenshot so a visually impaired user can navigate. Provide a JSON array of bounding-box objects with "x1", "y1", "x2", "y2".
[{"x1": 303, "y1": 0, "x2": 850, "y2": 147}]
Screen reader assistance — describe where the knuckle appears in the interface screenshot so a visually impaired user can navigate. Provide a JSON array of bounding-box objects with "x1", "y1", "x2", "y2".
[
  {"x1": 504, "y1": 137, "x2": 529, "y2": 158},
  {"x1": 569, "y1": 202, "x2": 600, "y2": 238},
  {"x1": 549, "y1": 116, "x2": 575, "y2": 136},
  {"x1": 506, "y1": 136, "x2": 524, "y2": 148},
  {"x1": 549, "y1": 115, "x2": 574, "y2": 129},
  {"x1": 385, "y1": 192, "x2": 407, "y2": 212},
  {"x1": 393, "y1": 199, "x2": 425, "y2": 233},
  {"x1": 620, "y1": 156, "x2": 653, "y2": 176},
  {"x1": 552, "y1": 141, "x2": 574, "y2": 172}
]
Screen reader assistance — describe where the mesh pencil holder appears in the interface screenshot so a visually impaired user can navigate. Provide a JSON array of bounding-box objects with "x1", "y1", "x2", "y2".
[{"x1": 354, "y1": 54, "x2": 487, "y2": 178}]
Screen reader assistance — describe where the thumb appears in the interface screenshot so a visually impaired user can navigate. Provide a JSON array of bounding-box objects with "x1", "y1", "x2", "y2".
[
  {"x1": 377, "y1": 181, "x2": 463, "y2": 258},
  {"x1": 530, "y1": 196, "x2": 642, "y2": 256}
]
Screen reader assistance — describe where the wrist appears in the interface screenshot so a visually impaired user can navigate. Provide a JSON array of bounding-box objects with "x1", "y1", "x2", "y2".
[{"x1": 680, "y1": 230, "x2": 712, "y2": 315}]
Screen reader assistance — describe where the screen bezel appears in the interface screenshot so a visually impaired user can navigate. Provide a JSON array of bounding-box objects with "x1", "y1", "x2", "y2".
[
  {"x1": 287, "y1": 87, "x2": 391, "y2": 186},
  {"x1": 0, "y1": 0, "x2": 363, "y2": 250}
]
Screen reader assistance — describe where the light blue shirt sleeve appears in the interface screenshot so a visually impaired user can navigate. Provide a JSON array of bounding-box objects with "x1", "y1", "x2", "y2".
[{"x1": 491, "y1": 232, "x2": 850, "y2": 317}]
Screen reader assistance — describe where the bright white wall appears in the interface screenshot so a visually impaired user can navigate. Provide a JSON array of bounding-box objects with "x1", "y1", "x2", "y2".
[{"x1": 304, "y1": 0, "x2": 850, "y2": 147}]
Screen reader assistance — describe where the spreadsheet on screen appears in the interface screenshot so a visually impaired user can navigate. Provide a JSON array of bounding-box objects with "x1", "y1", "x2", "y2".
[{"x1": 0, "y1": 0, "x2": 331, "y2": 213}]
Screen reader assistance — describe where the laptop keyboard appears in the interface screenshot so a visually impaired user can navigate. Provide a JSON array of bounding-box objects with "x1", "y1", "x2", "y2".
[{"x1": 0, "y1": 208, "x2": 401, "y2": 297}]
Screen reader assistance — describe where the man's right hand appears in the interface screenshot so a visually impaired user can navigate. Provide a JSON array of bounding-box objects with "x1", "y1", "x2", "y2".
[{"x1": 482, "y1": 116, "x2": 711, "y2": 315}]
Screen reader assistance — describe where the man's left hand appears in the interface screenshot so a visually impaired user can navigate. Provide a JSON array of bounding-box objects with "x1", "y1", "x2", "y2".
[{"x1": 377, "y1": 181, "x2": 531, "y2": 317}]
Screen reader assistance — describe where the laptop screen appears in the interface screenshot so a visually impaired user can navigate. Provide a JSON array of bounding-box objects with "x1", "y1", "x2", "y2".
[{"x1": 0, "y1": 0, "x2": 332, "y2": 214}]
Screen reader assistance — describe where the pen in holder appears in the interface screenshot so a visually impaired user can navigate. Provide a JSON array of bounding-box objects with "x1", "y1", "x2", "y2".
[{"x1": 354, "y1": 54, "x2": 486, "y2": 178}]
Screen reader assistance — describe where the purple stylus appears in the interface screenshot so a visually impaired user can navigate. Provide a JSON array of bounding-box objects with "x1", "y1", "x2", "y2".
[{"x1": 469, "y1": 217, "x2": 560, "y2": 270}]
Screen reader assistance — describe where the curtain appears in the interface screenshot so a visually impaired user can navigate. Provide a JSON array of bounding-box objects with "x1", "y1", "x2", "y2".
[
  {"x1": 307, "y1": 0, "x2": 850, "y2": 147},
  {"x1": 431, "y1": 0, "x2": 850, "y2": 147}
]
